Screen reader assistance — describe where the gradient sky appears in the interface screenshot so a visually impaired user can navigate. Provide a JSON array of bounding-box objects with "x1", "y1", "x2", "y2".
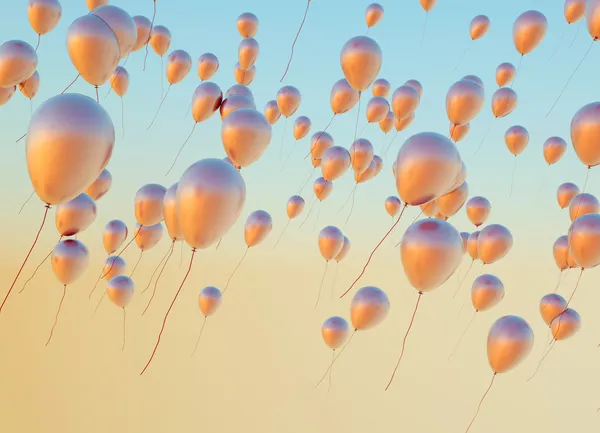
[{"x1": 0, "y1": 0, "x2": 599, "y2": 432}]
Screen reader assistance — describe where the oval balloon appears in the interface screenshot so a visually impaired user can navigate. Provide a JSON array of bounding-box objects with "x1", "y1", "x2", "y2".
[
  {"x1": 350, "y1": 286, "x2": 390, "y2": 330},
  {"x1": 0, "y1": 40, "x2": 38, "y2": 88},
  {"x1": 492, "y1": 87, "x2": 518, "y2": 118},
  {"x1": 392, "y1": 85, "x2": 420, "y2": 120},
  {"x1": 321, "y1": 146, "x2": 351, "y2": 182},
  {"x1": 335, "y1": 236, "x2": 351, "y2": 262},
  {"x1": 565, "y1": 0, "x2": 586, "y2": 24},
  {"x1": 314, "y1": 177, "x2": 333, "y2": 201},
  {"x1": 395, "y1": 114, "x2": 415, "y2": 132},
  {"x1": 450, "y1": 123, "x2": 470, "y2": 143},
  {"x1": 372, "y1": 78, "x2": 390, "y2": 98},
  {"x1": 220, "y1": 94, "x2": 256, "y2": 121},
  {"x1": 286, "y1": 195, "x2": 305, "y2": 219},
  {"x1": 106, "y1": 275, "x2": 134, "y2": 308},
  {"x1": 350, "y1": 139, "x2": 374, "y2": 175},
  {"x1": 385, "y1": 196, "x2": 402, "y2": 217},
  {"x1": 51, "y1": 239, "x2": 89, "y2": 286},
  {"x1": 540, "y1": 293, "x2": 567, "y2": 326},
  {"x1": 330, "y1": 78, "x2": 359, "y2": 114},
  {"x1": 318, "y1": 226, "x2": 345, "y2": 261},
  {"x1": 487, "y1": 315, "x2": 534, "y2": 374},
  {"x1": 466, "y1": 196, "x2": 491, "y2": 227},
  {"x1": 19, "y1": 70, "x2": 40, "y2": 100},
  {"x1": 551, "y1": 308, "x2": 581, "y2": 341},
  {"x1": 134, "y1": 184, "x2": 167, "y2": 226},
  {"x1": 310, "y1": 131, "x2": 334, "y2": 160},
  {"x1": 477, "y1": 224, "x2": 513, "y2": 264},
  {"x1": 379, "y1": 111, "x2": 394, "y2": 133},
  {"x1": 85, "y1": 169, "x2": 112, "y2": 201},
  {"x1": 166, "y1": 50, "x2": 192, "y2": 85},
  {"x1": 91, "y1": 5, "x2": 137, "y2": 59},
  {"x1": 366, "y1": 96, "x2": 390, "y2": 123},
  {"x1": 103, "y1": 220, "x2": 128, "y2": 255},
  {"x1": 135, "y1": 223, "x2": 164, "y2": 251},
  {"x1": 199, "y1": 286, "x2": 222, "y2": 316},
  {"x1": 150, "y1": 25, "x2": 171, "y2": 56},
  {"x1": 163, "y1": 183, "x2": 182, "y2": 241},
  {"x1": 103, "y1": 255, "x2": 126, "y2": 281},
  {"x1": 264, "y1": 100, "x2": 281, "y2": 125},
  {"x1": 557, "y1": 182, "x2": 580, "y2": 209},
  {"x1": 222, "y1": 108, "x2": 272, "y2": 168},
  {"x1": 543, "y1": 136, "x2": 567, "y2": 165},
  {"x1": 365, "y1": 3, "x2": 384, "y2": 28},
  {"x1": 471, "y1": 274, "x2": 504, "y2": 312},
  {"x1": 470, "y1": 15, "x2": 490, "y2": 40},
  {"x1": 553, "y1": 235, "x2": 570, "y2": 270},
  {"x1": 513, "y1": 10, "x2": 548, "y2": 55},
  {"x1": 245, "y1": 210, "x2": 273, "y2": 247},
  {"x1": 495, "y1": 62, "x2": 516, "y2": 87},
  {"x1": 340, "y1": 36, "x2": 382, "y2": 92},
  {"x1": 238, "y1": 38, "x2": 259, "y2": 70},
  {"x1": 570, "y1": 102, "x2": 600, "y2": 168},
  {"x1": 55, "y1": 193, "x2": 97, "y2": 236},
  {"x1": 569, "y1": 193, "x2": 599, "y2": 221},
  {"x1": 446, "y1": 79, "x2": 485, "y2": 126},
  {"x1": 504, "y1": 125, "x2": 529, "y2": 156},
  {"x1": 110, "y1": 66, "x2": 129, "y2": 97},
  {"x1": 293, "y1": 116, "x2": 312, "y2": 140},
  {"x1": 28, "y1": 0, "x2": 62, "y2": 36},
  {"x1": 438, "y1": 182, "x2": 469, "y2": 217},
  {"x1": 321, "y1": 316, "x2": 349, "y2": 350},
  {"x1": 132, "y1": 16, "x2": 152, "y2": 52},
  {"x1": 237, "y1": 12, "x2": 259, "y2": 38},
  {"x1": 192, "y1": 81, "x2": 223, "y2": 123},
  {"x1": 404, "y1": 79, "x2": 423, "y2": 96},
  {"x1": 198, "y1": 53, "x2": 219, "y2": 81},
  {"x1": 568, "y1": 213, "x2": 600, "y2": 268},
  {"x1": 467, "y1": 231, "x2": 480, "y2": 260},
  {"x1": 277, "y1": 85, "x2": 301, "y2": 118},
  {"x1": 234, "y1": 63, "x2": 256, "y2": 86}
]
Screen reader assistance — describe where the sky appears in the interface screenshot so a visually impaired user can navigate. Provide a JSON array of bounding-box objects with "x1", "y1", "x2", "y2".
[{"x1": 0, "y1": 0, "x2": 599, "y2": 432}]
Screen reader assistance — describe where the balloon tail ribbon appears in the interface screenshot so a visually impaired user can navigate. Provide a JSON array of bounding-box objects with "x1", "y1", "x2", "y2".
[
  {"x1": 18, "y1": 191, "x2": 36, "y2": 215},
  {"x1": 20, "y1": 235, "x2": 63, "y2": 294},
  {"x1": 143, "y1": 0, "x2": 157, "y2": 71},
  {"x1": 448, "y1": 311, "x2": 476, "y2": 360},
  {"x1": 304, "y1": 115, "x2": 335, "y2": 159},
  {"x1": 60, "y1": 74, "x2": 79, "y2": 94},
  {"x1": 272, "y1": 219, "x2": 291, "y2": 250},
  {"x1": 337, "y1": 184, "x2": 357, "y2": 216},
  {"x1": 299, "y1": 198, "x2": 317, "y2": 228},
  {"x1": 385, "y1": 292, "x2": 422, "y2": 390},
  {"x1": 166, "y1": 123, "x2": 197, "y2": 176},
  {"x1": 353, "y1": 92, "x2": 362, "y2": 143},
  {"x1": 140, "y1": 248, "x2": 196, "y2": 375},
  {"x1": 142, "y1": 241, "x2": 176, "y2": 316},
  {"x1": 89, "y1": 262, "x2": 106, "y2": 300},
  {"x1": 297, "y1": 167, "x2": 315, "y2": 194},
  {"x1": 330, "y1": 261, "x2": 339, "y2": 300},
  {"x1": 312, "y1": 202, "x2": 321, "y2": 233},
  {"x1": 315, "y1": 329, "x2": 356, "y2": 388},
  {"x1": 568, "y1": 21, "x2": 581, "y2": 49},
  {"x1": 546, "y1": 40, "x2": 594, "y2": 118},
  {"x1": 326, "y1": 350, "x2": 335, "y2": 395},
  {"x1": 146, "y1": 85, "x2": 171, "y2": 130},
  {"x1": 280, "y1": 140, "x2": 298, "y2": 173},
  {"x1": 472, "y1": 119, "x2": 495, "y2": 156},
  {"x1": 34, "y1": 34, "x2": 40, "y2": 52},
  {"x1": 0, "y1": 205, "x2": 50, "y2": 314},
  {"x1": 548, "y1": 29, "x2": 565, "y2": 60},
  {"x1": 92, "y1": 292, "x2": 105, "y2": 317},
  {"x1": 452, "y1": 260, "x2": 474, "y2": 299},
  {"x1": 464, "y1": 373, "x2": 497, "y2": 433},
  {"x1": 345, "y1": 184, "x2": 358, "y2": 225},
  {"x1": 340, "y1": 205, "x2": 407, "y2": 298},
  {"x1": 314, "y1": 261, "x2": 329, "y2": 308},
  {"x1": 526, "y1": 339, "x2": 556, "y2": 383},
  {"x1": 453, "y1": 45, "x2": 470, "y2": 73},
  {"x1": 122, "y1": 308, "x2": 127, "y2": 351},
  {"x1": 420, "y1": 12, "x2": 429, "y2": 47},
  {"x1": 279, "y1": 117, "x2": 288, "y2": 161},
  {"x1": 222, "y1": 247, "x2": 249, "y2": 294},
  {"x1": 280, "y1": 0, "x2": 311, "y2": 82},
  {"x1": 130, "y1": 251, "x2": 143, "y2": 278},
  {"x1": 142, "y1": 241, "x2": 173, "y2": 295},
  {"x1": 15, "y1": 132, "x2": 27, "y2": 143},
  {"x1": 190, "y1": 316, "x2": 207, "y2": 358},
  {"x1": 46, "y1": 285, "x2": 66, "y2": 346},
  {"x1": 509, "y1": 156, "x2": 517, "y2": 198}
]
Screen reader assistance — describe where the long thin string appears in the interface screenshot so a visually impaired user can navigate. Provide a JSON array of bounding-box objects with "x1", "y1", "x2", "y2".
[
  {"x1": 121, "y1": 97, "x2": 125, "y2": 138},
  {"x1": 337, "y1": 184, "x2": 357, "y2": 216},
  {"x1": 190, "y1": 316, "x2": 207, "y2": 358},
  {"x1": 510, "y1": 55, "x2": 523, "y2": 90},
  {"x1": 122, "y1": 308, "x2": 127, "y2": 351},
  {"x1": 385, "y1": 292, "x2": 422, "y2": 390},
  {"x1": 509, "y1": 156, "x2": 518, "y2": 198},
  {"x1": 345, "y1": 185, "x2": 358, "y2": 225},
  {"x1": 464, "y1": 373, "x2": 497, "y2": 433},
  {"x1": 312, "y1": 202, "x2": 321, "y2": 233},
  {"x1": 297, "y1": 167, "x2": 315, "y2": 194},
  {"x1": 394, "y1": 208, "x2": 425, "y2": 247},
  {"x1": 472, "y1": 119, "x2": 495, "y2": 156},
  {"x1": 314, "y1": 261, "x2": 329, "y2": 308},
  {"x1": 382, "y1": 131, "x2": 398, "y2": 158},
  {"x1": 147, "y1": 85, "x2": 171, "y2": 130},
  {"x1": 453, "y1": 44, "x2": 470, "y2": 72},
  {"x1": 222, "y1": 248, "x2": 249, "y2": 294},
  {"x1": 160, "y1": 56, "x2": 164, "y2": 98},
  {"x1": 326, "y1": 349, "x2": 335, "y2": 395},
  {"x1": 165, "y1": 123, "x2": 197, "y2": 176},
  {"x1": 18, "y1": 191, "x2": 35, "y2": 214},
  {"x1": 143, "y1": 0, "x2": 157, "y2": 71},
  {"x1": 448, "y1": 311, "x2": 477, "y2": 360},
  {"x1": 0, "y1": 205, "x2": 50, "y2": 314},
  {"x1": 452, "y1": 260, "x2": 474, "y2": 298},
  {"x1": 20, "y1": 235, "x2": 63, "y2": 294},
  {"x1": 340, "y1": 205, "x2": 407, "y2": 298},
  {"x1": 142, "y1": 241, "x2": 174, "y2": 295},
  {"x1": 279, "y1": 117, "x2": 289, "y2": 161},
  {"x1": 305, "y1": 114, "x2": 335, "y2": 159},
  {"x1": 130, "y1": 251, "x2": 143, "y2": 278},
  {"x1": 420, "y1": 12, "x2": 429, "y2": 47},
  {"x1": 272, "y1": 219, "x2": 291, "y2": 250},
  {"x1": 140, "y1": 249, "x2": 197, "y2": 375},
  {"x1": 95, "y1": 86, "x2": 99, "y2": 103},
  {"x1": 142, "y1": 241, "x2": 176, "y2": 316},
  {"x1": 565, "y1": 268, "x2": 584, "y2": 306},
  {"x1": 548, "y1": 28, "x2": 565, "y2": 60},
  {"x1": 526, "y1": 339, "x2": 556, "y2": 382},
  {"x1": 280, "y1": 139, "x2": 298, "y2": 172},
  {"x1": 60, "y1": 74, "x2": 79, "y2": 94},
  {"x1": 45, "y1": 285, "x2": 66, "y2": 346},
  {"x1": 97, "y1": 226, "x2": 142, "y2": 288},
  {"x1": 34, "y1": 34, "x2": 40, "y2": 51},
  {"x1": 280, "y1": 0, "x2": 311, "y2": 82},
  {"x1": 352, "y1": 93, "x2": 362, "y2": 144},
  {"x1": 315, "y1": 329, "x2": 356, "y2": 388},
  {"x1": 330, "y1": 261, "x2": 339, "y2": 300},
  {"x1": 299, "y1": 197, "x2": 317, "y2": 228},
  {"x1": 568, "y1": 22, "x2": 581, "y2": 49},
  {"x1": 88, "y1": 256, "x2": 108, "y2": 300}
]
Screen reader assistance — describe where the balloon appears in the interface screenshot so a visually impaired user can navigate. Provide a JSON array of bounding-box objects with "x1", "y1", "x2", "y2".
[
  {"x1": 66, "y1": 15, "x2": 119, "y2": 86},
  {"x1": 103, "y1": 220, "x2": 128, "y2": 255},
  {"x1": 466, "y1": 196, "x2": 491, "y2": 227},
  {"x1": 166, "y1": 50, "x2": 192, "y2": 85},
  {"x1": 55, "y1": 193, "x2": 97, "y2": 236},
  {"x1": 318, "y1": 226, "x2": 344, "y2": 261},
  {"x1": 0, "y1": 40, "x2": 37, "y2": 88},
  {"x1": 134, "y1": 184, "x2": 166, "y2": 227},
  {"x1": 513, "y1": 10, "x2": 548, "y2": 55},
  {"x1": 421, "y1": 200, "x2": 439, "y2": 217},
  {"x1": 392, "y1": 85, "x2": 420, "y2": 120},
  {"x1": 565, "y1": 0, "x2": 586, "y2": 24},
  {"x1": 504, "y1": 125, "x2": 529, "y2": 156},
  {"x1": 372, "y1": 78, "x2": 390, "y2": 98},
  {"x1": 85, "y1": 169, "x2": 112, "y2": 201},
  {"x1": 91, "y1": 5, "x2": 137, "y2": 59},
  {"x1": 238, "y1": 38, "x2": 259, "y2": 70},
  {"x1": 198, "y1": 53, "x2": 219, "y2": 81},
  {"x1": 350, "y1": 139, "x2": 374, "y2": 175},
  {"x1": 163, "y1": 183, "x2": 182, "y2": 241},
  {"x1": 220, "y1": 94, "x2": 256, "y2": 120},
  {"x1": 404, "y1": 79, "x2": 423, "y2": 96},
  {"x1": 543, "y1": 137, "x2": 567, "y2": 165},
  {"x1": 365, "y1": 3, "x2": 384, "y2": 28},
  {"x1": 0, "y1": 85, "x2": 15, "y2": 106},
  {"x1": 401, "y1": 219, "x2": 463, "y2": 291},
  {"x1": 330, "y1": 78, "x2": 359, "y2": 114},
  {"x1": 467, "y1": 231, "x2": 480, "y2": 260},
  {"x1": 86, "y1": 0, "x2": 108, "y2": 11},
  {"x1": 477, "y1": 224, "x2": 513, "y2": 264},
  {"x1": 340, "y1": 36, "x2": 382, "y2": 92},
  {"x1": 234, "y1": 63, "x2": 256, "y2": 86},
  {"x1": 379, "y1": 111, "x2": 394, "y2": 133},
  {"x1": 470, "y1": 15, "x2": 490, "y2": 40},
  {"x1": 551, "y1": 309, "x2": 581, "y2": 341},
  {"x1": 350, "y1": 286, "x2": 390, "y2": 330},
  {"x1": 557, "y1": 182, "x2": 580, "y2": 209},
  {"x1": 385, "y1": 196, "x2": 402, "y2": 217},
  {"x1": 310, "y1": 131, "x2": 334, "y2": 160},
  {"x1": 135, "y1": 223, "x2": 164, "y2": 251},
  {"x1": 471, "y1": 274, "x2": 504, "y2": 312},
  {"x1": 569, "y1": 193, "x2": 599, "y2": 221},
  {"x1": 438, "y1": 182, "x2": 468, "y2": 217},
  {"x1": 570, "y1": 102, "x2": 600, "y2": 167},
  {"x1": 492, "y1": 87, "x2": 518, "y2": 118},
  {"x1": 264, "y1": 100, "x2": 281, "y2": 125},
  {"x1": 446, "y1": 80, "x2": 485, "y2": 126},
  {"x1": 192, "y1": 81, "x2": 223, "y2": 123},
  {"x1": 335, "y1": 236, "x2": 351, "y2": 262},
  {"x1": 314, "y1": 177, "x2": 333, "y2": 201},
  {"x1": 103, "y1": 256, "x2": 126, "y2": 281},
  {"x1": 569, "y1": 213, "x2": 600, "y2": 268},
  {"x1": 420, "y1": 0, "x2": 436, "y2": 11},
  {"x1": 540, "y1": 293, "x2": 567, "y2": 326},
  {"x1": 462, "y1": 75, "x2": 484, "y2": 88},
  {"x1": 587, "y1": 0, "x2": 600, "y2": 39},
  {"x1": 199, "y1": 286, "x2": 222, "y2": 316},
  {"x1": 227, "y1": 84, "x2": 254, "y2": 100},
  {"x1": 222, "y1": 108, "x2": 272, "y2": 168},
  {"x1": 449, "y1": 161, "x2": 468, "y2": 193},
  {"x1": 322, "y1": 316, "x2": 349, "y2": 349},
  {"x1": 277, "y1": 85, "x2": 301, "y2": 118},
  {"x1": 293, "y1": 116, "x2": 312, "y2": 140},
  {"x1": 487, "y1": 316, "x2": 534, "y2": 374},
  {"x1": 245, "y1": 210, "x2": 273, "y2": 247},
  {"x1": 287, "y1": 195, "x2": 305, "y2": 219},
  {"x1": 366, "y1": 96, "x2": 390, "y2": 123},
  {"x1": 177, "y1": 159, "x2": 246, "y2": 250},
  {"x1": 51, "y1": 239, "x2": 89, "y2": 285},
  {"x1": 373, "y1": 153, "x2": 382, "y2": 175},
  {"x1": 150, "y1": 25, "x2": 171, "y2": 56},
  {"x1": 321, "y1": 146, "x2": 351, "y2": 182},
  {"x1": 28, "y1": 0, "x2": 62, "y2": 35},
  {"x1": 495, "y1": 62, "x2": 516, "y2": 87},
  {"x1": 395, "y1": 132, "x2": 462, "y2": 206},
  {"x1": 26, "y1": 94, "x2": 114, "y2": 205},
  {"x1": 109, "y1": 66, "x2": 129, "y2": 98},
  {"x1": 106, "y1": 275, "x2": 134, "y2": 308},
  {"x1": 450, "y1": 122, "x2": 470, "y2": 143},
  {"x1": 395, "y1": 114, "x2": 414, "y2": 132},
  {"x1": 19, "y1": 70, "x2": 40, "y2": 100},
  {"x1": 132, "y1": 16, "x2": 152, "y2": 52},
  {"x1": 237, "y1": 12, "x2": 259, "y2": 38},
  {"x1": 355, "y1": 160, "x2": 377, "y2": 184},
  {"x1": 553, "y1": 235, "x2": 570, "y2": 270},
  {"x1": 460, "y1": 232, "x2": 470, "y2": 253}
]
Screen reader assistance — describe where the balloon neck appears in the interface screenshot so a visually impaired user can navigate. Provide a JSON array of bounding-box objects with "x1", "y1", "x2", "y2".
[{"x1": 44, "y1": 204, "x2": 51, "y2": 209}]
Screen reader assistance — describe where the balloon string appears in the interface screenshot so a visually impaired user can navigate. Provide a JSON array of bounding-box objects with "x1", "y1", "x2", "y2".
[
  {"x1": 272, "y1": 219, "x2": 291, "y2": 250},
  {"x1": 20, "y1": 235, "x2": 63, "y2": 294},
  {"x1": 15, "y1": 132, "x2": 27, "y2": 143},
  {"x1": 464, "y1": 373, "x2": 497, "y2": 433},
  {"x1": 100, "y1": 226, "x2": 142, "y2": 282},
  {"x1": 60, "y1": 74, "x2": 79, "y2": 94},
  {"x1": 122, "y1": 308, "x2": 127, "y2": 351},
  {"x1": 215, "y1": 238, "x2": 222, "y2": 250},
  {"x1": 299, "y1": 197, "x2": 317, "y2": 228},
  {"x1": 142, "y1": 240, "x2": 173, "y2": 295},
  {"x1": 0, "y1": 205, "x2": 50, "y2": 314},
  {"x1": 297, "y1": 167, "x2": 315, "y2": 194},
  {"x1": 353, "y1": 92, "x2": 362, "y2": 144},
  {"x1": 453, "y1": 44, "x2": 470, "y2": 73},
  {"x1": 448, "y1": 311, "x2": 476, "y2": 360},
  {"x1": 180, "y1": 240, "x2": 184, "y2": 268},
  {"x1": 526, "y1": 339, "x2": 556, "y2": 383},
  {"x1": 548, "y1": 28, "x2": 565, "y2": 60},
  {"x1": 140, "y1": 248, "x2": 196, "y2": 375},
  {"x1": 147, "y1": 85, "x2": 171, "y2": 130},
  {"x1": 565, "y1": 268, "x2": 584, "y2": 307},
  {"x1": 330, "y1": 261, "x2": 339, "y2": 300},
  {"x1": 305, "y1": 114, "x2": 335, "y2": 159},
  {"x1": 95, "y1": 86, "x2": 99, "y2": 104},
  {"x1": 143, "y1": 0, "x2": 157, "y2": 71},
  {"x1": 510, "y1": 55, "x2": 523, "y2": 91},
  {"x1": 340, "y1": 205, "x2": 407, "y2": 298},
  {"x1": 546, "y1": 40, "x2": 594, "y2": 118},
  {"x1": 568, "y1": 22, "x2": 581, "y2": 49},
  {"x1": 509, "y1": 156, "x2": 517, "y2": 198},
  {"x1": 160, "y1": 56, "x2": 164, "y2": 98},
  {"x1": 104, "y1": 67, "x2": 122, "y2": 98},
  {"x1": 344, "y1": 185, "x2": 358, "y2": 225},
  {"x1": 280, "y1": 139, "x2": 298, "y2": 173},
  {"x1": 452, "y1": 260, "x2": 474, "y2": 299},
  {"x1": 92, "y1": 291, "x2": 105, "y2": 317},
  {"x1": 122, "y1": 53, "x2": 130, "y2": 68},
  {"x1": 45, "y1": 285, "x2": 66, "y2": 346},
  {"x1": 420, "y1": 12, "x2": 429, "y2": 47},
  {"x1": 222, "y1": 247, "x2": 249, "y2": 294},
  {"x1": 543, "y1": 326, "x2": 552, "y2": 347},
  {"x1": 552, "y1": 269, "x2": 564, "y2": 294},
  {"x1": 34, "y1": 34, "x2": 40, "y2": 52},
  {"x1": 183, "y1": 100, "x2": 192, "y2": 119},
  {"x1": 382, "y1": 131, "x2": 398, "y2": 158},
  {"x1": 190, "y1": 316, "x2": 207, "y2": 358},
  {"x1": 280, "y1": 0, "x2": 311, "y2": 82},
  {"x1": 142, "y1": 241, "x2": 176, "y2": 316},
  {"x1": 279, "y1": 117, "x2": 289, "y2": 161},
  {"x1": 385, "y1": 292, "x2": 422, "y2": 390},
  {"x1": 130, "y1": 251, "x2": 143, "y2": 278},
  {"x1": 315, "y1": 329, "x2": 356, "y2": 388},
  {"x1": 89, "y1": 257, "x2": 108, "y2": 300},
  {"x1": 394, "y1": 208, "x2": 424, "y2": 247},
  {"x1": 326, "y1": 349, "x2": 335, "y2": 395},
  {"x1": 314, "y1": 261, "x2": 329, "y2": 308},
  {"x1": 472, "y1": 118, "x2": 495, "y2": 156},
  {"x1": 18, "y1": 190, "x2": 36, "y2": 215},
  {"x1": 165, "y1": 123, "x2": 197, "y2": 176},
  {"x1": 312, "y1": 202, "x2": 321, "y2": 233},
  {"x1": 337, "y1": 184, "x2": 357, "y2": 216}
]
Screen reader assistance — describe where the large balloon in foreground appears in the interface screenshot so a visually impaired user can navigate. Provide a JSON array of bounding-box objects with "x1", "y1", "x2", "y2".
[
  {"x1": 221, "y1": 108, "x2": 272, "y2": 168},
  {"x1": 245, "y1": 210, "x2": 273, "y2": 247},
  {"x1": 539, "y1": 293, "x2": 567, "y2": 326},
  {"x1": 55, "y1": 193, "x2": 97, "y2": 236},
  {"x1": 446, "y1": 79, "x2": 485, "y2": 126},
  {"x1": 26, "y1": 93, "x2": 114, "y2": 205},
  {"x1": 350, "y1": 286, "x2": 390, "y2": 330},
  {"x1": 477, "y1": 224, "x2": 513, "y2": 264},
  {"x1": 570, "y1": 102, "x2": 600, "y2": 168},
  {"x1": 487, "y1": 315, "x2": 534, "y2": 374},
  {"x1": 106, "y1": 275, "x2": 134, "y2": 308},
  {"x1": 513, "y1": 10, "x2": 548, "y2": 55},
  {"x1": 322, "y1": 316, "x2": 349, "y2": 350},
  {"x1": 90, "y1": 5, "x2": 137, "y2": 59},
  {"x1": 568, "y1": 213, "x2": 600, "y2": 269},
  {"x1": 51, "y1": 239, "x2": 89, "y2": 286},
  {"x1": 176, "y1": 159, "x2": 246, "y2": 250},
  {"x1": 28, "y1": 0, "x2": 62, "y2": 36},
  {"x1": 0, "y1": 40, "x2": 38, "y2": 88},
  {"x1": 340, "y1": 36, "x2": 382, "y2": 92}
]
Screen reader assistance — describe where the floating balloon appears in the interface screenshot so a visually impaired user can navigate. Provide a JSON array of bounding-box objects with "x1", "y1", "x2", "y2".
[
  {"x1": 264, "y1": 100, "x2": 281, "y2": 125},
  {"x1": 198, "y1": 53, "x2": 219, "y2": 81},
  {"x1": 166, "y1": 50, "x2": 192, "y2": 85},
  {"x1": 237, "y1": 12, "x2": 259, "y2": 38},
  {"x1": 492, "y1": 87, "x2": 518, "y2": 118},
  {"x1": 540, "y1": 293, "x2": 567, "y2": 326},
  {"x1": 543, "y1": 137, "x2": 567, "y2": 165},
  {"x1": 372, "y1": 78, "x2": 390, "y2": 97},
  {"x1": 350, "y1": 286, "x2": 390, "y2": 330},
  {"x1": 103, "y1": 256, "x2": 126, "y2": 281},
  {"x1": 335, "y1": 236, "x2": 351, "y2": 263},
  {"x1": 220, "y1": 94, "x2": 256, "y2": 120},
  {"x1": 318, "y1": 226, "x2": 344, "y2": 261},
  {"x1": 504, "y1": 125, "x2": 529, "y2": 156},
  {"x1": 314, "y1": 177, "x2": 333, "y2": 201},
  {"x1": 420, "y1": 0, "x2": 436, "y2": 12},
  {"x1": 0, "y1": 40, "x2": 37, "y2": 88},
  {"x1": 495, "y1": 62, "x2": 516, "y2": 87},
  {"x1": 450, "y1": 122, "x2": 470, "y2": 143},
  {"x1": 132, "y1": 16, "x2": 152, "y2": 52},
  {"x1": 51, "y1": 239, "x2": 89, "y2": 285},
  {"x1": 350, "y1": 139, "x2": 374, "y2": 175},
  {"x1": 557, "y1": 182, "x2": 580, "y2": 209},
  {"x1": 385, "y1": 196, "x2": 402, "y2": 218},
  {"x1": 106, "y1": 275, "x2": 134, "y2": 308},
  {"x1": 438, "y1": 182, "x2": 468, "y2": 217},
  {"x1": 565, "y1": 0, "x2": 586, "y2": 24},
  {"x1": 91, "y1": 5, "x2": 137, "y2": 59},
  {"x1": 471, "y1": 274, "x2": 504, "y2": 311},
  {"x1": 330, "y1": 78, "x2": 359, "y2": 114},
  {"x1": 162, "y1": 183, "x2": 182, "y2": 241},
  {"x1": 446, "y1": 79, "x2": 485, "y2": 127},
  {"x1": 460, "y1": 232, "x2": 470, "y2": 253},
  {"x1": 222, "y1": 108, "x2": 272, "y2": 168},
  {"x1": 340, "y1": 36, "x2": 382, "y2": 92},
  {"x1": 462, "y1": 75, "x2": 484, "y2": 88},
  {"x1": 287, "y1": 195, "x2": 305, "y2": 219},
  {"x1": 379, "y1": 111, "x2": 394, "y2": 133},
  {"x1": 551, "y1": 308, "x2": 581, "y2": 341},
  {"x1": 238, "y1": 38, "x2": 259, "y2": 70},
  {"x1": 404, "y1": 79, "x2": 423, "y2": 96},
  {"x1": 134, "y1": 184, "x2": 166, "y2": 226},
  {"x1": 470, "y1": 15, "x2": 490, "y2": 40},
  {"x1": 322, "y1": 146, "x2": 351, "y2": 182},
  {"x1": 366, "y1": 96, "x2": 389, "y2": 123},
  {"x1": 553, "y1": 235, "x2": 571, "y2": 271},
  {"x1": 150, "y1": 25, "x2": 171, "y2": 57},
  {"x1": 55, "y1": 193, "x2": 97, "y2": 236},
  {"x1": 466, "y1": 196, "x2": 491, "y2": 227},
  {"x1": 487, "y1": 315, "x2": 534, "y2": 373},
  {"x1": 277, "y1": 85, "x2": 301, "y2": 117},
  {"x1": 394, "y1": 114, "x2": 414, "y2": 132},
  {"x1": 85, "y1": 169, "x2": 112, "y2": 201},
  {"x1": 198, "y1": 286, "x2": 222, "y2": 317},
  {"x1": 19, "y1": 70, "x2": 40, "y2": 100},
  {"x1": 568, "y1": 213, "x2": 600, "y2": 269},
  {"x1": 245, "y1": 210, "x2": 273, "y2": 247},
  {"x1": 569, "y1": 193, "x2": 599, "y2": 221},
  {"x1": 467, "y1": 231, "x2": 480, "y2": 260},
  {"x1": 135, "y1": 223, "x2": 164, "y2": 251},
  {"x1": 365, "y1": 3, "x2": 384, "y2": 28},
  {"x1": 392, "y1": 85, "x2": 420, "y2": 121},
  {"x1": 513, "y1": 10, "x2": 548, "y2": 55},
  {"x1": 477, "y1": 224, "x2": 513, "y2": 264},
  {"x1": 109, "y1": 66, "x2": 129, "y2": 97},
  {"x1": 234, "y1": 63, "x2": 256, "y2": 86},
  {"x1": 571, "y1": 102, "x2": 600, "y2": 168},
  {"x1": 310, "y1": 131, "x2": 334, "y2": 160},
  {"x1": 103, "y1": 220, "x2": 128, "y2": 255},
  {"x1": 322, "y1": 316, "x2": 349, "y2": 350},
  {"x1": 293, "y1": 116, "x2": 312, "y2": 140}
]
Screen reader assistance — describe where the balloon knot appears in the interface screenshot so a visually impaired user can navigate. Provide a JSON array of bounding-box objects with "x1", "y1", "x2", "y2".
[{"x1": 44, "y1": 204, "x2": 50, "y2": 209}]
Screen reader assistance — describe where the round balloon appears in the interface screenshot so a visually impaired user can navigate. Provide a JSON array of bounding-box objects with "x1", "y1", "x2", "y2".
[
  {"x1": 51, "y1": 239, "x2": 89, "y2": 285},
  {"x1": 318, "y1": 226, "x2": 345, "y2": 261},
  {"x1": 106, "y1": 275, "x2": 134, "y2": 308},
  {"x1": 0, "y1": 40, "x2": 38, "y2": 88},
  {"x1": 487, "y1": 315, "x2": 534, "y2": 374},
  {"x1": 199, "y1": 286, "x2": 222, "y2": 316},
  {"x1": 245, "y1": 210, "x2": 273, "y2": 247},
  {"x1": 321, "y1": 316, "x2": 349, "y2": 350},
  {"x1": 471, "y1": 274, "x2": 504, "y2": 312},
  {"x1": 350, "y1": 286, "x2": 390, "y2": 330},
  {"x1": 134, "y1": 184, "x2": 167, "y2": 226},
  {"x1": 340, "y1": 36, "x2": 382, "y2": 92},
  {"x1": 477, "y1": 224, "x2": 513, "y2": 264},
  {"x1": 55, "y1": 193, "x2": 97, "y2": 236}
]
